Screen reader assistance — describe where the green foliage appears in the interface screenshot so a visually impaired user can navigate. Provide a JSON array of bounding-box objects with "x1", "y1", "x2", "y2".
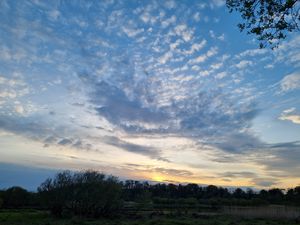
[{"x1": 226, "y1": 0, "x2": 300, "y2": 49}]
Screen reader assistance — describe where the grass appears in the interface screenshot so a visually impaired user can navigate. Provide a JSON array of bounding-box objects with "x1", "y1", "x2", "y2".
[
  {"x1": 223, "y1": 205, "x2": 300, "y2": 220},
  {"x1": 0, "y1": 209, "x2": 299, "y2": 225}
]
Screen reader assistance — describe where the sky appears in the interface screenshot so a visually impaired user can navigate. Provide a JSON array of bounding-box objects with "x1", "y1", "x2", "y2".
[{"x1": 0, "y1": 0, "x2": 300, "y2": 191}]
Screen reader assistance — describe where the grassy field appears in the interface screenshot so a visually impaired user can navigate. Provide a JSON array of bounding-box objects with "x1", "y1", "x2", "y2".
[{"x1": 0, "y1": 209, "x2": 300, "y2": 225}]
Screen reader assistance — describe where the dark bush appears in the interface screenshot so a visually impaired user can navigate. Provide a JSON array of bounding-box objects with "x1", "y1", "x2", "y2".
[
  {"x1": 38, "y1": 170, "x2": 122, "y2": 218},
  {"x1": 2, "y1": 186, "x2": 30, "y2": 208}
]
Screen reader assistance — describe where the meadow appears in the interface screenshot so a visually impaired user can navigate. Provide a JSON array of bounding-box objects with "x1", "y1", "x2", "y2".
[{"x1": 0, "y1": 208, "x2": 300, "y2": 225}]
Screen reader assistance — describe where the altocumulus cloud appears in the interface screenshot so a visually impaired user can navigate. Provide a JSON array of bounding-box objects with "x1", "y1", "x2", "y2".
[
  {"x1": 0, "y1": 0, "x2": 299, "y2": 189},
  {"x1": 79, "y1": 59, "x2": 262, "y2": 153}
]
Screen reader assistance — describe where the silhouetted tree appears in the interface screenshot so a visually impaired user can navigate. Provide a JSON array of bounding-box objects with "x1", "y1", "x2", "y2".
[
  {"x1": 2, "y1": 172, "x2": 300, "y2": 213},
  {"x1": 268, "y1": 188, "x2": 284, "y2": 203},
  {"x1": 246, "y1": 188, "x2": 254, "y2": 199},
  {"x1": 226, "y1": 0, "x2": 300, "y2": 48},
  {"x1": 2, "y1": 186, "x2": 30, "y2": 208},
  {"x1": 38, "y1": 170, "x2": 122, "y2": 217},
  {"x1": 205, "y1": 185, "x2": 220, "y2": 198},
  {"x1": 286, "y1": 186, "x2": 300, "y2": 205},
  {"x1": 233, "y1": 188, "x2": 246, "y2": 199}
]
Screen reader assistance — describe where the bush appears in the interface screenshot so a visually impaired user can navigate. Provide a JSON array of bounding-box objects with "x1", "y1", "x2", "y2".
[
  {"x1": 2, "y1": 186, "x2": 30, "y2": 208},
  {"x1": 38, "y1": 170, "x2": 122, "y2": 218}
]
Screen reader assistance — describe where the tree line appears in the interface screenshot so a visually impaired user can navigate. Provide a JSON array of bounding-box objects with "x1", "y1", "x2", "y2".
[{"x1": 0, "y1": 170, "x2": 299, "y2": 218}]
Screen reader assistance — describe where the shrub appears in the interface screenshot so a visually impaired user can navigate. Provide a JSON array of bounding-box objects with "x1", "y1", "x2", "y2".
[{"x1": 38, "y1": 170, "x2": 122, "y2": 218}]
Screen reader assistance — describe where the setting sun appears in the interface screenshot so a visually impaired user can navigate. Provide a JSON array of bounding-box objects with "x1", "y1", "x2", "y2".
[{"x1": 152, "y1": 174, "x2": 165, "y2": 182}]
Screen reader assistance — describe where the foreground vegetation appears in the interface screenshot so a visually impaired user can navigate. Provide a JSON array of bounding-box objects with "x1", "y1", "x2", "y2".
[
  {"x1": 0, "y1": 170, "x2": 300, "y2": 224},
  {"x1": 0, "y1": 209, "x2": 300, "y2": 225}
]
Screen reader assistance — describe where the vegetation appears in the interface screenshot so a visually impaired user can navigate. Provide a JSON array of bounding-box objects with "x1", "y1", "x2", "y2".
[
  {"x1": 0, "y1": 209, "x2": 300, "y2": 225},
  {"x1": 37, "y1": 171, "x2": 122, "y2": 217},
  {"x1": 226, "y1": 0, "x2": 300, "y2": 48},
  {"x1": 0, "y1": 170, "x2": 300, "y2": 224}
]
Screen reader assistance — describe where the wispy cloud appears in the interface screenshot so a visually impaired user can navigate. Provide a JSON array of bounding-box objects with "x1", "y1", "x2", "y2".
[{"x1": 280, "y1": 72, "x2": 300, "y2": 92}]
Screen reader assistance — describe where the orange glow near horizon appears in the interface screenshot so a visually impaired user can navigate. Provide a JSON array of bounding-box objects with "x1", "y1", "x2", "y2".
[{"x1": 152, "y1": 174, "x2": 165, "y2": 182}]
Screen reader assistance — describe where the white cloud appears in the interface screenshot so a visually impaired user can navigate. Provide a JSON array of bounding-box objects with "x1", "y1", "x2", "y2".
[
  {"x1": 140, "y1": 12, "x2": 151, "y2": 23},
  {"x1": 122, "y1": 27, "x2": 144, "y2": 38},
  {"x1": 189, "y1": 47, "x2": 218, "y2": 64},
  {"x1": 200, "y1": 70, "x2": 210, "y2": 76},
  {"x1": 15, "y1": 105, "x2": 25, "y2": 115},
  {"x1": 183, "y1": 40, "x2": 207, "y2": 55},
  {"x1": 191, "y1": 65, "x2": 200, "y2": 71},
  {"x1": 0, "y1": 90, "x2": 17, "y2": 98},
  {"x1": 211, "y1": 0, "x2": 225, "y2": 7},
  {"x1": 165, "y1": 0, "x2": 177, "y2": 9},
  {"x1": 161, "y1": 15, "x2": 176, "y2": 28},
  {"x1": 236, "y1": 60, "x2": 253, "y2": 69},
  {"x1": 209, "y1": 30, "x2": 216, "y2": 39},
  {"x1": 210, "y1": 62, "x2": 222, "y2": 70},
  {"x1": 280, "y1": 72, "x2": 300, "y2": 92},
  {"x1": 217, "y1": 34, "x2": 225, "y2": 41},
  {"x1": 48, "y1": 10, "x2": 60, "y2": 21},
  {"x1": 279, "y1": 115, "x2": 300, "y2": 124},
  {"x1": 196, "y1": 3, "x2": 207, "y2": 9},
  {"x1": 0, "y1": 47, "x2": 12, "y2": 61},
  {"x1": 193, "y1": 12, "x2": 200, "y2": 22},
  {"x1": 207, "y1": 47, "x2": 218, "y2": 57},
  {"x1": 170, "y1": 39, "x2": 182, "y2": 50},
  {"x1": 0, "y1": 74, "x2": 29, "y2": 109},
  {"x1": 158, "y1": 51, "x2": 173, "y2": 64},
  {"x1": 215, "y1": 71, "x2": 227, "y2": 79},
  {"x1": 0, "y1": 76, "x2": 6, "y2": 84},
  {"x1": 279, "y1": 108, "x2": 300, "y2": 124},
  {"x1": 238, "y1": 48, "x2": 268, "y2": 58},
  {"x1": 283, "y1": 108, "x2": 296, "y2": 114},
  {"x1": 174, "y1": 24, "x2": 194, "y2": 42},
  {"x1": 274, "y1": 36, "x2": 300, "y2": 68},
  {"x1": 192, "y1": 54, "x2": 207, "y2": 63},
  {"x1": 264, "y1": 64, "x2": 274, "y2": 69}
]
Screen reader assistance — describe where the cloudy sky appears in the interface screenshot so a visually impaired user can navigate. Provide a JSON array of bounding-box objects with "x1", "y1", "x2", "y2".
[{"x1": 0, "y1": 0, "x2": 300, "y2": 190}]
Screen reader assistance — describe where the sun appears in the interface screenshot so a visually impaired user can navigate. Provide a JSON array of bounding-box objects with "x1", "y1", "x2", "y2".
[{"x1": 152, "y1": 174, "x2": 164, "y2": 182}]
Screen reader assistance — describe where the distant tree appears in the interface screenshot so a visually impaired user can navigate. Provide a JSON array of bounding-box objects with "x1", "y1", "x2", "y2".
[
  {"x1": 184, "y1": 183, "x2": 200, "y2": 198},
  {"x1": 2, "y1": 186, "x2": 30, "y2": 208},
  {"x1": 205, "y1": 185, "x2": 219, "y2": 198},
  {"x1": 259, "y1": 189, "x2": 268, "y2": 200},
  {"x1": 233, "y1": 188, "x2": 246, "y2": 199},
  {"x1": 226, "y1": 0, "x2": 300, "y2": 49},
  {"x1": 268, "y1": 188, "x2": 284, "y2": 203},
  {"x1": 246, "y1": 188, "x2": 254, "y2": 199},
  {"x1": 286, "y1": 186, "x2": 300, "y2": 205}
]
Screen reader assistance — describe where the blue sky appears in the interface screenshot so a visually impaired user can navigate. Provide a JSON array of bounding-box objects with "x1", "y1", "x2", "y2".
[{"x1": 0, "y1": 0, "x2": 300, "y2": 190}]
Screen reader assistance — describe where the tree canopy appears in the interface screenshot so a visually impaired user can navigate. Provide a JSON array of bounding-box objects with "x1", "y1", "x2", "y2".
[
  {"x1": 226, "y1": 0, "x2": 300, "y2": 48},
  {"x1": 38, "y1": 171, "x2": 122, "y2": 217}
]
